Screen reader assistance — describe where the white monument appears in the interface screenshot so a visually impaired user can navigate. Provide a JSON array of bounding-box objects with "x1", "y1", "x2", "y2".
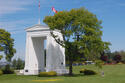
[{"x1": 23, "y1": 24, "x2": 68, "y2": 75}]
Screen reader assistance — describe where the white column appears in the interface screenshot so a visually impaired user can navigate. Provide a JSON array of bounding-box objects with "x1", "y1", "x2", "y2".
[
  {"x1": 24, "y1": 33, "x2": 30, "y2": 70},
  {"x1": 24, "y1": 36, "x2": 45, "y2": 75},
  {"x1": 46, "y1": 35, "x2": 53, "y2": 72}
]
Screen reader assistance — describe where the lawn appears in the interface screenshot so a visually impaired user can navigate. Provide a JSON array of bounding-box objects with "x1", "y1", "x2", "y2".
[{"x1": 0, "y1": 64, "x2": 125, "y2": 83}]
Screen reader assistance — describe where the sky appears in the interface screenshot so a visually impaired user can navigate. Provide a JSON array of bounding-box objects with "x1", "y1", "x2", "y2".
[{"x1": 0, "y1": 0, "x2": 125, "y2": 60}]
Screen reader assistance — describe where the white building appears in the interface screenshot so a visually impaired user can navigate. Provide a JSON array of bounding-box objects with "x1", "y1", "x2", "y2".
[{"x1": 23, "y1": 24, "x2": 68, "y2": 75}]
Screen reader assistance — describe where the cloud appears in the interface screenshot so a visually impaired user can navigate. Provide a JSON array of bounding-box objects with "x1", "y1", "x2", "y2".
[
  {"x1": 0, "y1": 0, "x2": 60, "y2": 16},
  {"x1": 0, "y1": 0, "x2": 34, "y2": 16},
  {"x1": 0, "y1": 18, "x2": 37, "y2": 34}
]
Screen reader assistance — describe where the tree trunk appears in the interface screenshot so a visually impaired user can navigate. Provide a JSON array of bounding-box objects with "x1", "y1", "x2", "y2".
[
  {"x1": 67, "y1": 43, "x2": 73, "y2": 76},
  {"x1": 69, "y1": 59, "x2": 73, "y2": 75}
]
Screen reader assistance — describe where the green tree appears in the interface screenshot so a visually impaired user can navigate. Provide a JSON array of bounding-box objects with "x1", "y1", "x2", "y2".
[
  {"x1": 0, "y1": 55, "x2": 3, "y2": 60},
  {"x1": 12, "y1": 58, "x2": 25, "y2": 70},
  {"x1": 44, "y1": 7, "x2": 110, "y2": 75},
  {"x1": 16, "y1": 58, "x2": 24, "y2": 70},
  {"x1": 111, "y1": 50, "x2": 125, "y2": 63},
  {"x1": 119, "y1": 50, "x2": 125, "y2": 62},
  {"x1": 0, "y1": 29, "x2": 16, "y2": 62},
  {"x1": 12, "y1": 59, "x2": 17, "y2": 69}
]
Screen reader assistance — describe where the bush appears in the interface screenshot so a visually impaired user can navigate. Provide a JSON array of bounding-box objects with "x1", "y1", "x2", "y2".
[
  {"x1": 100, "y1": 56, "x2": 108, "y2": 62},
  {"x1": 0, "y1": 70, "x2": 3, "y2": 75},
  {"x1": 80, "y1": 68, "x2": 96, "y2": 75},
  {"x1": 39, "y1": 72, "x2": 48, "y2": 77},
  {"x1": 80, "y1": 68, "x2": 86, "y2": 73},
  {"x1": 47, "y1": 71, "x2": 57, "y2": 76},
  {"x1": 83, "y1": 69, "x2": 96, "y2": 75},
  {"x1": 117, "y1": 62, "x2": 123, "y2": 65},
  {"x1": 114, "y1": 54, "x2": 121, "y2": 63},
  {"x1": 39, "y1": 71, "x2": 57, "y2": 77},
  {"x1": 2, "y1": 64, "x2": 14, "y2": 74}
]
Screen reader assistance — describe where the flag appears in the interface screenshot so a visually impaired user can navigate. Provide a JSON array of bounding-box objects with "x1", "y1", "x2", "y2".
[{"x1": 52, "y1": 7, "x2": 58, "y2": 13}]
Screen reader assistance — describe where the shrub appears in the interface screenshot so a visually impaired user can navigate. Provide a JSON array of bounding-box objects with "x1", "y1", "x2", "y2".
[
  {"x1": 83, "y1": 69, "x2": 96, "y2": 75},
  {"x1": 80, "y1": 68, "x2": 86, "y2": 73},
  {"x1": 0, "y1": 70, "x2": 3, "y2": 75},
  {"x1": 39, "y1": 72, "x2": 48, "y2": 77},
  {"x1": 2, "y1": 64, "x2": 14, "y2": 74},
  {"x1": 39, "y1": 71, "x2": 57, "y2": 77},
  {"x1": 114, "y1": 54, "x2": 121, "y2": 63},
  {"x1": 117, "y1": 62, "x2": 123, "y2": 65},
  {"x1": 100, "y1": 56, "x2": 108, "y2": 62},
  {"x1": 47, "y1": 71, "x2": 57, "y2": 76}
]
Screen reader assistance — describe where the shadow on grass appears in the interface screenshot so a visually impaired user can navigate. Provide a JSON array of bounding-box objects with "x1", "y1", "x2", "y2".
[
  {"x1": 63, "y1": 74, "x2": 84, "y2": 77},
  {"x1": 37, "y1": 74, "x2": 85, "y2": 78},
  {"x1": 63, "y1": 74, "x2": 97, "y2": 77}
]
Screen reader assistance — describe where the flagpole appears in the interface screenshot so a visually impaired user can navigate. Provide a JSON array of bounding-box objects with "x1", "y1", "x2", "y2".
[{"x1": 38, "y1": 0, "x2": 40, "y2": 24}]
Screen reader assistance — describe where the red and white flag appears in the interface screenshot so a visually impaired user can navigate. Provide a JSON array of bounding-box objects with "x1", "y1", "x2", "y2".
[{"x1": 52, "y1": 7, "x2": 58, "y2": 13}]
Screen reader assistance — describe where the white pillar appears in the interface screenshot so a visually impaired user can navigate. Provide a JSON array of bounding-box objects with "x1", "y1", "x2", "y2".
[{"x1": 24, "y1": 35, "x2": 45, "y2": 75}]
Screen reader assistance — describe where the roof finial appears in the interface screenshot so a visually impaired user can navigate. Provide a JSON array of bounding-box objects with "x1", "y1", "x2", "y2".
[{"x1": 38, "y1": 0, "x2": 41, "y2": 24}]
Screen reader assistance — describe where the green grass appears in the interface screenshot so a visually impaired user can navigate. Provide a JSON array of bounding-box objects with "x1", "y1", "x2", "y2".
[{"x1": 0, "y1": 64, "x2": 125, "y2": 83}]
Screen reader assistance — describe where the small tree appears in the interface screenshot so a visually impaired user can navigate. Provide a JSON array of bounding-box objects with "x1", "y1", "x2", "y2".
[
  {"x1": 16, "y1": 58, "x2": 24, "y2": 70},
  {"x1": 0, "y1": 55, "x2": 3, "y2": 60},
  {"x1": 0, "y1": 29, "x2": 16, "y2": 62},
  {"x1": 12, "y1": 58, "x2": 25, "y2": 70},
  {"x1": 12, "y1": 59, "x2": 17, "y2": 69}
]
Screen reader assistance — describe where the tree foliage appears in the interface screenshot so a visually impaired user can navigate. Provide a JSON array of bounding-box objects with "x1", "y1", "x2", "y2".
[
  {"x1": 0, "y1": 29, "x2": 16, "y2": 62},
  {"x1": 106, "y1": 50, "x2": 125, "y2": 63},
  {"x1": 118, "y1": 51, "x2": 125, "y2": 62},
  {"x1": 44, "y1": 7, "x2": 110, "y2": 75},
  {"x1": 12, "y1": 58, "x2": 25, "y2": 70},
  {"x1": 0, "y1": 55, "x2": 3, "y2": 60}
]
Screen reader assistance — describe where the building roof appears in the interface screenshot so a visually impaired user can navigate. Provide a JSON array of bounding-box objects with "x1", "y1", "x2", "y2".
[{"x1": 25, "y1": 24, "x2": 50, "y2": 32}]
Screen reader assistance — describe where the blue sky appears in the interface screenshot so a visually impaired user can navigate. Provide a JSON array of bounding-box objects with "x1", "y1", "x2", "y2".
[{"x1": 0, "y1": 0, "x2": 125, "y2": 60}]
